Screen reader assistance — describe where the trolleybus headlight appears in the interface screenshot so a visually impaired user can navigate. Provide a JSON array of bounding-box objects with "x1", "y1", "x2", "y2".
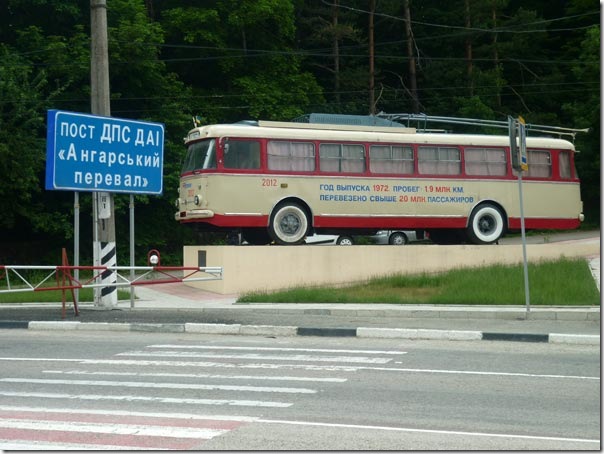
[{"x1": 194, "y1": 195, "x2": 201, "y2": 205}]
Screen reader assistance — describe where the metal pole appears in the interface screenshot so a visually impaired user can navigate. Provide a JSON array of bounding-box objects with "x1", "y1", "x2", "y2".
[
  {"x1": 129, "y1": 194, "x2": 135, "y2": 308},
  {"x1": 73, "y1": 192, "x2": 79, "y2": 305},
  {"x1": 518, "y1": 172, "x2": 530, "y2": 313}
]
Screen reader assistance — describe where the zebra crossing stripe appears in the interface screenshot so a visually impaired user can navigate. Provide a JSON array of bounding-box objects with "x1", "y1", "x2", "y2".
[
  {"x1": 117, "y1": 350, "x2": 393, "y2": 364},
  {"x1": 0, "y1": 377, "x2": 316, "y2": 394},
  {"x1": 0, "y1": 419, "x2": 225, "y2": 440},
  {"x1": 0, "y1": 391, "x2": 292, "y2": 408},
  {"x1": 0, "y1": 406, "x2": 251, "y2": 450},
  {"x1": 42, "y1": 368, "x2": 348, "y2": 383}
]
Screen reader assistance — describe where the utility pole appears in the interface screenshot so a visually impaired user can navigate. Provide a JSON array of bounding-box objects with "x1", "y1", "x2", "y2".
[
  {"x1": 403, "y1": 0, "x2": 419, "y2": 113},
  {"x1": 90, "y1": 0, "x2": 117, "y2": 308},
  {"x1": 368, "y1": 0, "x2": 375, "y2": 115}
]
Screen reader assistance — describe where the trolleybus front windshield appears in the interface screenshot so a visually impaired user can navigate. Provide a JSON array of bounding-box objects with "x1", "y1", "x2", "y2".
[{"x1": 182, "y1": 139, "x2": 216, "y2": 173}]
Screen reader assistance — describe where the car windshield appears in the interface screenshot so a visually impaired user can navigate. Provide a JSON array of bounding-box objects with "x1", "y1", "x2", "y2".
[{"x1": 182, "y1": 139, "x2": 216, "y2": 173}]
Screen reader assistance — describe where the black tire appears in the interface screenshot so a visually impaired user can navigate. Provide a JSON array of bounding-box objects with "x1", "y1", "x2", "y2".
[
  {"x1": 336, "y1": 236, "x2": 354, "y2": 245},
  {"x1": 466, "y1": 203, "x2": 505, "y2": 244},
  {"x1": 388, "y1": 232, "x2": 408, "y2": 245},
  {"x1": 269, "y1": 203, "x2": 309, "y2": 245}
]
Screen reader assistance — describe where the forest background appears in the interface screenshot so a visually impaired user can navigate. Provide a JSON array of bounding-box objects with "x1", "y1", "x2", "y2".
[{"x1": 0, "y1": 0, "x2": 599, "y2": 265}]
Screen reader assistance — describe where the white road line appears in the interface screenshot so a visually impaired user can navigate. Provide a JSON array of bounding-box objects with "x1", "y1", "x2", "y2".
[
  {"x1": 0, "y1": 405, "x2": 597, "y2": 446},
  {"x1": 117, "y1": 350, "x2": 393, "y2": 364},
  {"x1": 149, "y1": 344, "x2": 407, "y2": 355},
  {"x1": 0, "y1": 357, "x2": 598, "y2": 379},
  {"x1": 0, "y1": 391, "x2": 291, "y2": 408},
  {"x1": 360, "y1": 366, "x2": 601, "y2": 380},
  {"x1": 0, "y1": 419, "x2": 225, "y2": 439},
  {"x1": 0, "y1": 377, "x2": 316, "y2": 394},
  {"x1": 0, "y1": 357, "x2": 362, "y2": 371},
  {"x1": 0, "y1": 440, "x2": 146, "y2": 450},
  {"x1": 0, "y1": 405, "x2": 259, "y2": 422},
  {"x1": 255, "y1": 418, "x2": 600, "y2": 445},
  {"x1": 42, "y1": 369, "x2": 347, "y2": 383}
]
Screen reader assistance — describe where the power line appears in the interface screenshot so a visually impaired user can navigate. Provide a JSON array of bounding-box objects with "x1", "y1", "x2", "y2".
[{"x1": 321, "y1": 1, "x2": 599, "y2": 34}]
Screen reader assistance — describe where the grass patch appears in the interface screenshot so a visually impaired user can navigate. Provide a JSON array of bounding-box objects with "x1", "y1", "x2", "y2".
[
  {"x1": 0, "y1": 288, "x2": 131, "y2": 304},
  {"x1": 238, "y1": 257, "x2": 600, "y2": 306}
]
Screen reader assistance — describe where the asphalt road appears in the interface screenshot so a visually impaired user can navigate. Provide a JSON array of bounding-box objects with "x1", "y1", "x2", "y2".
[{"x1": 0, "y1": 330, "x2": 599, "y2": 450}]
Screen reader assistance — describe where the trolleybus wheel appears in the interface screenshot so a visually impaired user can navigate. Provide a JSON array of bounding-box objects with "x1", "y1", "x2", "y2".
[
  {"x1": 269, "y1": 203, "x2": 309, "y2": 245},
  {"x1": 467, "y1": 203, "x2": 505, "y2": 244}
]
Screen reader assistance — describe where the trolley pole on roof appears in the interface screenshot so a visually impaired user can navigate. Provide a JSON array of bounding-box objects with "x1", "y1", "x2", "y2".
[{"x1": 90, "y1": 0, "x2": 117, "y2": 308}]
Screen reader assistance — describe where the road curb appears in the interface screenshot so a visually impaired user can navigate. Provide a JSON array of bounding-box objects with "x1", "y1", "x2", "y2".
[{"x1": 16, "y1": 321, "x2": 600, "y2": 345}]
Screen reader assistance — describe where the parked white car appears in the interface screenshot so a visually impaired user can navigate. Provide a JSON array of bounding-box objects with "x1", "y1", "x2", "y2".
[
  {"x1": 370, "y1": 230, "x2": 423, "y2": 245},
  {"x1": 304, "y1": 234, "x2": 354, "y2": 245}
]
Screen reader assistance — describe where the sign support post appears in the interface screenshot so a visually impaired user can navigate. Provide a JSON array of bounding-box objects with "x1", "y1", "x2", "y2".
[
  {"x1": 509, "y1": 116, "x2": 530, "y2": 314},
  {"x1": 129, "y1": 194, "x2": 135, "y2": 308}
]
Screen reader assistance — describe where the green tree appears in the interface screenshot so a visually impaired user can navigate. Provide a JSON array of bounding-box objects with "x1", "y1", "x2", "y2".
[{"x1": 562, "y1": 26, "x2": 600, "y2": 223}]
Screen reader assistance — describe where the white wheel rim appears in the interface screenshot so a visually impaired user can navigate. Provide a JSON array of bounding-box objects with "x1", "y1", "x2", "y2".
[
  {"x1": 274, "y1": 206, "x2": 307, "y2": 243},
  {"x1": 472, "y1": 207, "x2": 503, "y2": 243}
]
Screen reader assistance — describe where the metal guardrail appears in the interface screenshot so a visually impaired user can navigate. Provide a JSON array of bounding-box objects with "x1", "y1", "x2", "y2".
[
  {"x1": 0, "y1": 263, "x2": 223, "y2": 319},
  {"x1": 0, "y1": 265, "x2": 223, "y2": 293}
]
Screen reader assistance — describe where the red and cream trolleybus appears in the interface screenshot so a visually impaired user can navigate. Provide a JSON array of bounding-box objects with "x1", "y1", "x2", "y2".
[{"x1": 175, "y1": 116, "x2": 584, "y2": 245}]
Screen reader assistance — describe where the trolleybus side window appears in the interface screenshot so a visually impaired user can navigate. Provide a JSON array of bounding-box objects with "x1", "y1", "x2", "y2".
[
  {"x1": 527, "y1": 150, "x2": 552, "y2": 178},
  {"x1": 267, "y1": 140, "x2": 315, "y2": 172},
  {"x1": 514, "y1": 149, "x2": 552, "y2": 178},
  {"x1": 223, "y1": 139, "x2": 261, "y2": 169},
  {"x1": 319, "y1": 143, "x2": 365, "y2": 173},
  {"x1": 369, "y1": 145, "x2": 414, "y2": 174},
  {"x1": 559, "y1": 150, "x2": 572, "y2": 179},
  {"x1": 464, "y1": 147, "x2": 507, "y2": 176},
  {"x1": 418, "y1": 146, "x2": 461, "y2": 175},
  {"x1": 182, "y1": 139, "x2": 216, "y2": 172}
]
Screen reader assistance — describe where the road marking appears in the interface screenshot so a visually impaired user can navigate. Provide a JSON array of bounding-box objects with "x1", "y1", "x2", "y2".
[
  {"x1": 117, "y1": 350, "x2": 393, "y2": 364},
  {"x1": 0, "y1": 419, "x2": 225, "y2": 439},
  {"x1": 254, "y1": 418, "x2": 601, "y2": 444},
  {"x1": 0, "y1": 406, "x2": 597, "y2": 447},
  {"x1": 0, "y1": 391, "x2": 291, "y2": 408},
  {"x1": 0, "y1": 357, "x2": 598, "y2": 379},
  {"x1": 0, "y1": 406, "x2": 252, "y2": 450},
  {"x1": 149, "y1": 344, "x2": 407, "y2": 355},
  {"x1": 0, "y1": 357, "x2": 362, "y2": 371},
  {"x1": 362, "y1": 366, "x2": 601, "y2": 380},
  {"x1": 0, "y1": 377, "x2": 316, "y2": 394},
  {"x1": 42, "y1": 369, "x2": 347, "y2": 383},
  {"x1": 0, "y1": 405, "x2": 259, "y2": 422},
  {"x1": 0, "y1": 440, "x2": 141, "y2": 450}
]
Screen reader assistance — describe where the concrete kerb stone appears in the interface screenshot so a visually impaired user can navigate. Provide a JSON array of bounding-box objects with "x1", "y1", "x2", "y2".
[
  {"x1": 548, "y1": 333, "x2": 600, "y2": 345},
  {"x1": 76, "y1": 322, "x2": 130, "y2": 332},
  {"x1": 357, "y1": 327, "x2": 483, "y2": 341},
  {"x1": 28, "y1": 321, "x2": 81, "y2": 330},
  {"x1": 130, "y1": 323, "x2": 185, "y2": 333},
  {"x1": 239, "y1": 324, "x2": 297, "y2": 337},
  {"x1": 18, "y1": 319, "x2": 601, "y2": 345},
  {"x1": 185, "y1": 323, "x2": 241, "y2": 335}
]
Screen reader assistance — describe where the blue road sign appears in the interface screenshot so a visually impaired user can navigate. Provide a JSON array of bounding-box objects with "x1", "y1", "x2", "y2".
[{"x1": 46, "y1": 110, "x2": 165, "y2": 194}]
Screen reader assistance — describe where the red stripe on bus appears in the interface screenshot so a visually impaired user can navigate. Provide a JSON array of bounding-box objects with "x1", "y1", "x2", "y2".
[{"x1": 182, "y1": 213, "x2": 581, "y2": 232}]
